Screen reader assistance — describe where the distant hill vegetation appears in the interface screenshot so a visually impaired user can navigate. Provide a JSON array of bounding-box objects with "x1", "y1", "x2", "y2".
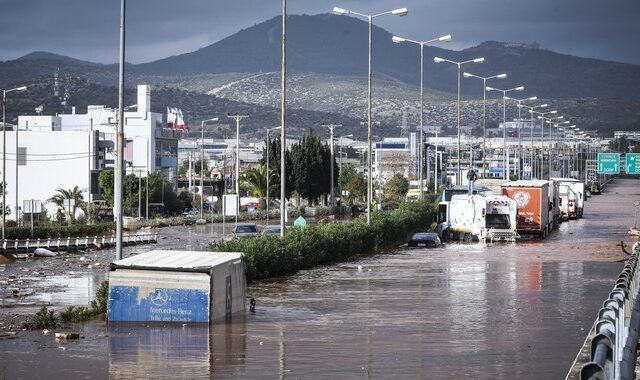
[{"x1": 1, "y1": 13, "x2": 639, "y2": 136}]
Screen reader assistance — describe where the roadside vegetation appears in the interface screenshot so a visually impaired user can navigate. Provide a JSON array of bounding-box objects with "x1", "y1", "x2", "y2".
[
  {"x1": 22, "y1": 281, "x2": 109, "y2": 330},
  {"x1": 209, "y1": 200, "x2": 436, "y2": 282}
]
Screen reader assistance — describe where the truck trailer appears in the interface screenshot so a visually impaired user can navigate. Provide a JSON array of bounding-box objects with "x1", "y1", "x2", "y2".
[
  {"x1": 437, "y1": 194, "x2": 518, "y2": 242},
  {"x1": 501, "y1": 180, "x2": 551, "y2": 238},
  {"x1": 551, "y1": 178, "x2": 585, "y2": 217}
]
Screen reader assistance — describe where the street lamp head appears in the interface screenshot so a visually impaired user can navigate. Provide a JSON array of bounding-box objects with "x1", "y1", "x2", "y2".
[
  {"x1": 392, "y1": 36, "x2": 405, "y2": 43},
  {"x1": 433, "y1": 57, "x2": 445, "y2": 63},
  {"x1": 515, "y1": 86, "x2": 525, "y2": 91},
  {"x1": 333, "y1": 7, "x2": 348, "y2": 15},
  {"x1": 438, "y1": 34, "x2": 452, "y2": 42},
  {"x1": 497, "y1": 73, "x2": 507, "y2": 79},
  {"x1": 463, "y1": 72, "x2": 472, "y2": 78},
  {"x1": 15, "y1": 86, "x2": 27, "y2": 92},
  {"x1": 473, "y1": 57, "x2": 485, "y2": 63},
  {"x1": 557, "y1": 116, "x2": 564, "y2": 120},
  {"x1": 539, "y1": 104, "x2": 548, "y2": 108},
  {"x1": 528, "y1": 96, "x2": 537, "y2": 101},
  {"x1": 485, "y1": 86, "x2": 495, "y2": 91},
  {"x1": 549, "y1": 110, "x2": 557, "y2": 114},
  {"x1": 391, "y1": 7, "x2": 408, "y2": 16}
]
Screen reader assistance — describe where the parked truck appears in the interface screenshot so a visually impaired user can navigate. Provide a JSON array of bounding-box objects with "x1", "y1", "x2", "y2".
[
  {"x1": 559, "y1": 184, "x2": 578, "y2": 220},
  {"x1": 551, "y1": 178, "x2": 585, "y2": 218},
  {"x1": 501, "y1": 180, "x2": 551, "y2": 238},
  {"x1": 547, "y1": 180, "x2": 561, "y2": 229},
  {"x1": 436, "y1": 194, "x2": 518, "y2": 242}
]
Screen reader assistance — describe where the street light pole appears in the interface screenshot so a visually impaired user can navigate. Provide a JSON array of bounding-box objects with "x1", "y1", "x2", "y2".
[
  {"x1": 322, "y1": 123, "x2": 342, "y2": 206},
  {"x1": 392, "y1": 34, "x2": 451, "y2": 198},
  {"x1": 200, "y1": 117, "x2": 219, "y2": 221},
  {"x1": 506, "y1": 96, "x2": 537, "y2": 179},
  {"x1": 114, "y1": 0, "x2": 126, "y2": 261},
  {"x1": 280, "y1": 0, "x2": 287, "y2": 237},
  {"x1": 334, "y1": 5, "x2": 408, "y2": 224},
  {"x1": 434, "y1": 56, "x2": 484, "y2": 185},
  {"x1": 463, "y1": 73, "x2": 506, "y2": 179},
  {"x1": 531, "y1": 109, "x2": 555, "y2": 179},
  {"x1": 1, "y1": 85, "x2": 27, "y2": 238},
  {"x1": 486, "y1": 86, "x2": 524, "y2": 180},
  {"x1": 266, "y1": 126, "x2": 281, "y2": 225},
  {"x1": 226, "y1": 114, "x2": 249, "y2": 200},
  {"x1": 337, "y1": 133, "x2": 353, "y2": 204}
]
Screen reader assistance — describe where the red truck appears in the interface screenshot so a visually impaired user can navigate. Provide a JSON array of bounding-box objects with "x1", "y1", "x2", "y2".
[{"x1": 501, "y1": 180, "x2": 551, "y2": 239}]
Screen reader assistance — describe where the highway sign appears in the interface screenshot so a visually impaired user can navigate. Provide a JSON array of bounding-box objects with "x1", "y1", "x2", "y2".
[
  {"x1": 626, "y1": 153, "x2": 640, "y2": 174},
  {"x1": 597, "y1": 153, "x2": 620, "y2": 174}
]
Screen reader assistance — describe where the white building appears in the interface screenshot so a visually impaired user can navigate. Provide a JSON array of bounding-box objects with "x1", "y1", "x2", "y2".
[
  {"x1": 7, "y1": 85, "x2": 179, "y2": 221},
  {"x1": 0, "y1": 126, "x2": 103, "y2": 219}
]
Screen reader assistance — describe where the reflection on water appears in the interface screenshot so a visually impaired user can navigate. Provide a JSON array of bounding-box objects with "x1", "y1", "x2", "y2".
[
  {"x1": 0, "y1": 179, "x2": 637, "y2": 379},
  {"x1": 108, "y1": 318, "x2": 247, "y2": 379}
]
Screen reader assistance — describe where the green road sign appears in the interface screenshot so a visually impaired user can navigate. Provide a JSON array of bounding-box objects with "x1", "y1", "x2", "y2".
[
  {"x1": 597, "y1": 153, "x2": 620, "y2": 174},
  {"x1": 626, "y1": 153, "x2": 640, "y2": 174}
]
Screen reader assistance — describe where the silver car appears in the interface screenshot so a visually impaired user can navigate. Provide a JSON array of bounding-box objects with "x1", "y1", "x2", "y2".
[{"x1": 232, "y1": 223, "x2": 259, "y2": 238}]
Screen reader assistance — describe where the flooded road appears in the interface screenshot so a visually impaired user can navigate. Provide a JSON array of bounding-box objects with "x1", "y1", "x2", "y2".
[{"x1": 1, "y1": 178, "x2": 638, "y2": 379}]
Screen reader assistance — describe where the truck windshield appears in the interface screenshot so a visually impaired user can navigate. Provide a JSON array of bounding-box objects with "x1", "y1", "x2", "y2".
[
  {"x1": 486, "y1": 214, "x2": 510, "y2": 229},
  {"x1": 438, "y1": 204, "x2": 448, "y2": 223}
]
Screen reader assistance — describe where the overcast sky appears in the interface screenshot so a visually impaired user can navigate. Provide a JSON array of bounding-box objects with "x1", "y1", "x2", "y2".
[{"x1": 1, "y1": 0, "x2": 639, "y2": 65}]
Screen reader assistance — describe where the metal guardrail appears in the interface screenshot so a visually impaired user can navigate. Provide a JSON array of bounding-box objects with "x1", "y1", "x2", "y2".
[
  {"x1": 0, "y1": 232, "x2": 158, "y2": 254},
  {"x1": 581, "y1": 241, "x2": 640, "y2": 380}
]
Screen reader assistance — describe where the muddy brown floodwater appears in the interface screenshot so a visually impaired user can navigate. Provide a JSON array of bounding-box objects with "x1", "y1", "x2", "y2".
[{"x1": 1, "y1": 178, "x2": 639, "y2": 379}]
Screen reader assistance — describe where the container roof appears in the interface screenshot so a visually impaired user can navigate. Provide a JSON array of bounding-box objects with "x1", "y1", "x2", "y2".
[
  {"x1": 111, "y1": 250, "x2": 243, "y2": 271},
  {"x1": 502, "y1": 180, "x2": 549, "y2": 187}
]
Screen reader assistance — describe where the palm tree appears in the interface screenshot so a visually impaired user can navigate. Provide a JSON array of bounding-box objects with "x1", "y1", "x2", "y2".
[
  {"x1": 48, "y1": 186, "x2": 86, "y2": 223},
  {"x1": 241, "y1": 165, "x2": 267, "y2": 198}
]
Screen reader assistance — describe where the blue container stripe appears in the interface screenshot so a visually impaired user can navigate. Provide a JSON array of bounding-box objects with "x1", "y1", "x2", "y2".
[{"x1": 108, "y1": 286, "x2": 209, "y2": 322}]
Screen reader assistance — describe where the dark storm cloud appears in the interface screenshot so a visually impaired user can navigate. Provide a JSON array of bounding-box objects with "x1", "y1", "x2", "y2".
[{"x1": 1, "y1": 0, "x2": 638, "y2": 65}]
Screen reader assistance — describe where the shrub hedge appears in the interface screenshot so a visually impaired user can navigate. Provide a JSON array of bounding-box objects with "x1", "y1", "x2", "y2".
[
  {"x1": 209, "y1": 200, "x2": 435, "y2": 282},
  {"x1": 5, "y1": 223, "x2": 115, "y2": 240}
]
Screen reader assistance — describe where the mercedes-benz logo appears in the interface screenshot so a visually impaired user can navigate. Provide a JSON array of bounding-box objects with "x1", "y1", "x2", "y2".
[{"x1": 149, "y1": 289, "x2": 169, "y2": 306}]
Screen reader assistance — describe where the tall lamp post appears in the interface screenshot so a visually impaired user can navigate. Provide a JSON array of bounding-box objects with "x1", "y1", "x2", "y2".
[
  {"x1": 486, "y1": 85, "x2": 524, "y2": 180},
  {"x1": 226, "y1": 114, "x2": 249, "y2": 198},
  {"x1": 280, "y1": 0, "x2": 287, "y2": 237},
  {"x1": 544, "y1": 116, "x2": 565, "y2": 177},
  {"x1": 266, "y1": 126, "x2": 281, "y2": 225},
  {"x1": 517, "y1": 103, "x2": 548, "y2": 178},
  {"x1": 338, "y1": 133, "x2": 353, "y2": 204},
  {"x1": 463, "y1": 72, "x2": 506, "y2": 178},
  {"x1": 392, "y1": 34, "x2": 451, "y2": 198},
  {"x1": 433, "y1": 56, "x2": 484, "y2": 185},
  {"x1": 2, "y1": 85, "x2": 27, "y2": 239},
  {"x1": 114, "y1": 0, "x2": 126, "y2": 260},
  {"x1": 505, "y1": 96, "x2": 537, "y2": 179},
  {"x1": 527, "y1": 108, "x2": 554, "y2": 178},
  {"x1": 322, "y1": 123, "x2": 342, "y2": 206},
  {"x1": 199, "y1": 117, "x2": 219, "y2": 222},
  {"x1": 333, "y1": 5, "x2": 408, "y2": 224}
]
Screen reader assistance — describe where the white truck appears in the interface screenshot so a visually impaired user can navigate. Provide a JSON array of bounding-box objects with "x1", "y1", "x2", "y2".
[
  {"x1": 558, "y1": 184, "x2": 578, "y2": 220},
  {"x1": 437, "y1": 194, "x2": 518, "y2": 242},
  {"x1": 551, "y1": 178, "x2": 585, "y2": 218},
  {"x1": 548, "y1": 180, "x2": 561, "y2": 229}
]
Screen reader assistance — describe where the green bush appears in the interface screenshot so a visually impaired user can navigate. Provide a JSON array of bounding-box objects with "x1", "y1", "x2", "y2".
[
  {"x1": 209, "y1": 200, "x2": 435, "y2": 283},
  {"x1": 23, "y1": 305, "x2": 57, "y2": 330},
  {"x1": 5, "y1": 223, "x2": 114, "y2": 240}
]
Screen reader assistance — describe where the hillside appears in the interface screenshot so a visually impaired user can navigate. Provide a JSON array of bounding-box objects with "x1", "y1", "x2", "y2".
[
  {"x1": 1, "y1": 76, "x2": 367, "y2": 139},
  {"x1": 1, "y1": 13, "x2": 640, "y2": 136}
]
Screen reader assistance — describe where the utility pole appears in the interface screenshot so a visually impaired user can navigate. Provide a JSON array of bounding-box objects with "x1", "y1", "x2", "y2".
[
  {"x1": 226, "y1": 113, "x2": 249, "y2": 200},
  {"x1": 322, "y1": 123, "x2": 342, "y2": 206},
  {"x1": 115, "y1": 0, "x2": 126, "y2": 260}
]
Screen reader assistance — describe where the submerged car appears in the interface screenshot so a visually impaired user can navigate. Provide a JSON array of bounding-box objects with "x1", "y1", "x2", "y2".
[
  {"x1": 408, "y1": 232, "x2": 442, "y2": 248},
  {"x1": 261, "y1": 225, "x2": 284, "y2": 235},
  {"x1": 232, "y1": 223, "x2": 259, "y2": 238}
]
